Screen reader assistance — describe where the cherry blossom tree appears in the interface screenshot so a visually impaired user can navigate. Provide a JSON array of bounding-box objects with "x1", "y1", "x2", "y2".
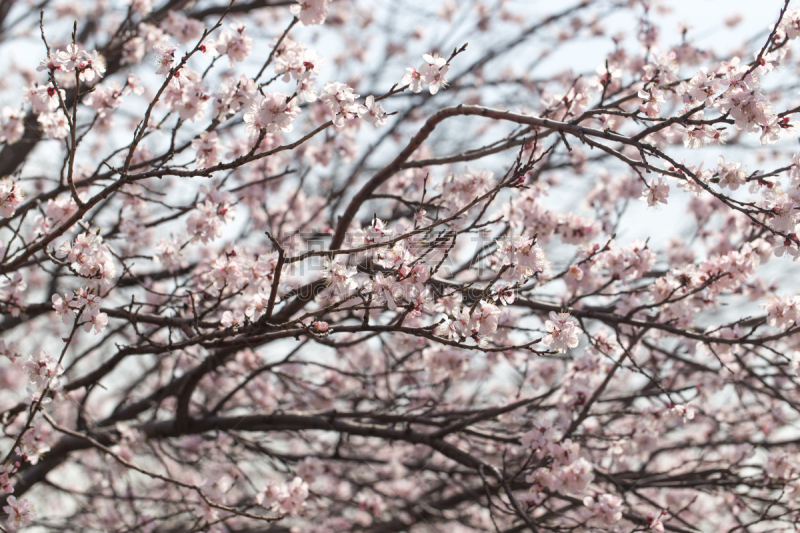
[{"x1": 2, "y1": 0, "x2": 800, "y2": 531}]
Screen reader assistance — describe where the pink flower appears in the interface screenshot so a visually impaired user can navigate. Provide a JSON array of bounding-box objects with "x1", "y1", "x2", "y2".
[
  {"x1": 435, "y1": 316, "x2": 460, "y2": 341},
  {"x1": 162, "y1": 11, "x2": 204, "y2": 44},
  {"x1": 84, "y1": 308, "x2": 108, "y2": 335},
  {"x1": 154, "y1": 38, "x2": 178, "y2": 75},
  {"x1": 245, "y1": 285, "x2": 270, "y2": 321},
  {"x1": 419, "y1": 53, "x2": 449, "y2": 94},
  {"x1": 55, "y1": 43, "x2": 82, "y2": 71},
  {"x1": 162, "y1": 69, "x2": 210, "y2": 122},
  {"x1": 221, "y1": 310, "x2": 245, "y2": 329},
  {"x1": 37, "y1": 55, "x2": 61, "y2": 72},
  {"x1": 685, "y1": 67, "x2": 719, "y2": 106},
  {"x1": 217, "y1": 24, "x2": 253, "y2": 66},
  {"x1": 642, "y1": 177, "x2": 669, "y2": 207},
  {"x1": 320, "y1": 82, "x2": 366, "y2": 128},
  {"x1": 0, "y1": 107, "x2": 24, "y2": 144},
  {"x1": 778, "y1": 8, "x2": 800, "y2": 39},
  {"x1": 366, "y1": 272, "x2": 400, "y2": 310},
  {"x1": 638, "y1": 87, "x2": 665, "y2": 118},
  {"x1": 647, "y1": 510, "x2": 668, "y2": 533},
  {"x1": 554, "y1": 456, "x2": 594, "y2": 494},
  {"x1": 55, "y1": 232, "x2": 116, "y2": 283},
  {"x1": 320, "y1": 257, "x2": 358, "y2": 299},
  {"x1": 290, "y1": 0, "x2": 330, "y2": 26},
  {"x1": 296, "y1": 457, "x2": 325, "y2": 483},
  {"x1": 583, "y1": 494, "x2": 623, "y2": 525},
  {"x1": 130, "y1": 0, "x2": 152, "y2": 16},
  {"x1": 761, "y1": 294, "x2": 800, "y2": 331},
  {"x1": 520, "y1": 419, "x2": 557, "y2": 456},
  {"x1": 32, "y1": 84, "x2": 64, "y2": 113},
  {"x1": 0, "y1": 339, "x2": 19, "y2": 358},
  {"x1": 3, "y1": 495, "x2": 35, "y2": 529},
  {"x1": 257, "y1": 477, "x2": 309, "y2": 516},
  {"x1": 84, "y1": 84, "x2": 124, "y2": 130},
  {"x1": 400, "y1": 67, "x2": 423, "y2": 93},
  {"x1": 0, "y1": 178, "x2": 23, "y2": 218},
  {"x1": 469, "y1": 300, "x2": 500, "y2": 337},
  {"x1": 243, "y1": 92, "x2": 299, "y2": 137},
  {"x1": 191, "y1": 131, "x2": 222, "y2": 168},
  {"x1": 716, "y1": 156, "x2": 746, "y2": 190},
  {"x1": 664, "y1": 403, "x2": 696, "y2": 423},
  {"x1": 154, "y1": 238, "x2": 185, "y2": 272},
  {"x1": 52, "y1": 291, "x2": 76, "y2": 323},
  {"x1": 79, "y1": 50, "x2": 106, "y2": 82},
  {"x1": 0, "y1": 463, "x2": 16, "y2": 494},
  {"x1": 38, "y1": 111, "x2": 69, "y2": 139},
  {"x1": 186, "y1": 200, "x2": 236, "y2": 243},
  {"x1": 356, "y1": 492, "x2": 385, "y2": 516},
  {"x1": 24, "y1": 351, "x2": 63, "y2": 390},
  {"x1": 543, "y1": 311, "x2": 580, "y2": 352},
  {"x1": 401, "y1": 53, "x2": 450, "y2": 94},
  {"x1": 496, "y1": 234, "x2": 548, "y2": 281},
  {"x1": 359, "y1": 95, "x2": 388, "y2": 127}
]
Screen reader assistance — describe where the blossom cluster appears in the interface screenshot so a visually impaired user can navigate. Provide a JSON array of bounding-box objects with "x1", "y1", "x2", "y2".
[
  {"x1": 402, "y1": 53, "x2": 450, "y2": 94},
  {"x1": 0, "y1": 178, "x2": 23, "y2": 218},
  {"x1": 2, "y1": 2, "x2": 800, "y2": 532},
  {"x1": 24, "y1": 43, "x2": 106, "y2": 140},
  {"x1": 56, "y1": 232, "x2": 117, "y2": 284},
  {"x1": 257, "y1": 477, "x2": 310, "y2": 516},
  {"x1": 51, "y1": 287, "x2": 109, "y2": 335},
  {"x1": 543, "y1": 312, "x2": 581, "y2": 352}
]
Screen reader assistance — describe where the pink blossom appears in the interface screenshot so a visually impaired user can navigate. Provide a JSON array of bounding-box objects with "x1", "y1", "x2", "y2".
[
  {"x1": 290, "y1": 0, "x2": 330, "y2": 26},
  {"x1": 543, "y1": 311, "x2": 580, "y2": 352},
  {"x1": 154, "y1": 238, "x2": 186, "y2": 272},
  {"x1": 56, "y1": 232, "x2": 116, "y2": 283},
  {"x1": 162, "y1": 11, "x2": 204, "y2": 44},
  {"x1": 400, "y1": 67, "x2": 423, "y2": 93},
  {"x1": 419, "y1": 53, "x2": 449, "y2": 94},
  {"x1": 186, "y1": 200, "x2": 236, "y2": 243},
  {"x1": 24, "y1": 351, "x2": 63, "y2": 390},
  {"x1": 359, "y1": 95, "x2": 388, "y2": 127},
  {"x1": 642, "y1": 177, "x2": 669, "y2": 207},
  {"x1": 520, "y1": 419, "x2": 557, "y2": 456},
  {"x1": 320, "y1": 82, "x2": 366, "y2": 128},
  {"x1": 583, "y1": 494, "x2": 623, "y2": 525},
  {"x1": 638, "y1": 87, "x2": 665, "y2": 118},
  {"x1": 31, "y1": 83, "x2": 64, "y2": 113},
  {"x1": 554, "y1": 456, "x2": 594, "y2": 494},
  {"x1": 3, "y1": 496, "x2": 34, "y2": 530},
  {"x1": 154, "y1": 38, "x2": 178, "y2": 75},
  {"x1": 0, "y1": 463, "x2": 16, "y2": 494},
  {"x1": 244, "y1": 92, "x2": 300, "y2": 137},
  {"x1": 296, "y1": 457, "x2": 325, "y2": 482},
  {"x1": 778, "y1": 8, "x2": 800, "y2": 39},
  {"x1": 191, "y1": 131, "x2": 223, "y2": 168},
  {"x1": 761, "y1": 294, "x2": 800, "y2": 330},
  {"x1": 365, "y1": 272, "x2": 400, "y2": 310},
  {"x1": 647, "y1": 511, "x2": 668, "y2": 533},
  {"x1": 321, "y1": 257, "x2": 358, "y2": 299},
  {"x1": 38, "y1": 111, "x2": 69, "y2": 139},
  {"x1": 0, "y1": 178, "x2": 23, "y2": 218},
  {"x1": 221, "y1": 310, "x2": 245, "y2": 329},
  {"x1": 496, "y1": 234, "x2": 548, "y2": 281},
  {"x1": 0, "y1": 107, "x2": 24, "y2": 144},
  {"x1": 716, "y1": 156, "x2": 746, "y2": 190},
  {"x1": 217, "y1": 24, "x2": 253, "y2": 66},
  {"x1": 258, "y1": 477, "x2": 309, "y2": 516},
  {"x1": 84, "y1": 308, "x2": 109, "y2": 335}
]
